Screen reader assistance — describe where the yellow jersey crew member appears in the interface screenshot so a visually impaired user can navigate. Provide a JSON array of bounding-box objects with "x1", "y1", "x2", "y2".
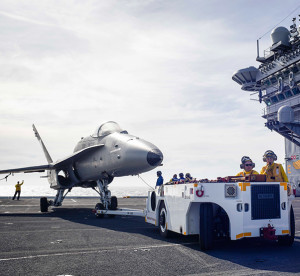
[
  {"x1": 260, "y1": 150, "x2": 288, "y2": 182},
  {"x1": 236, "y1": 156, "x2": 259, "y2": 176},
  {"x1": 12, "y1": 180, "x2": 24, "y2": 200}
]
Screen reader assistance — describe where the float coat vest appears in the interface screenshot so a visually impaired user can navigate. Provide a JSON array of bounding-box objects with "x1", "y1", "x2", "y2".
[
  {"x1": 260, "y1": 163, "x2": 288, "y2": 182},
  {"x1": 236, "y1": 170, "x2": 259, "y2": 177},
  {"x1": 15, "y1": 181, "x2": 24, "y2": 192}
]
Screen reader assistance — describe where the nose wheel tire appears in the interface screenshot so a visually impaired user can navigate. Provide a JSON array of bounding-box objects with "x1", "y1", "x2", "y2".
[
  {"x1": 159, "y1": 202, "x2": 169, "y2": 238},
  {"x1": 110, "y1": 196, "x2": 118, "y2": 210},
  {"x1": 108, "y1": 196, "x2": 118, "y2": 218}
]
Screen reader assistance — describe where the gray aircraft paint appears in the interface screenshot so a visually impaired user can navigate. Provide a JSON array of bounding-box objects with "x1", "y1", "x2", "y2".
[{"x1": 0, "y1": 121, "x2": 163, "y2": 191}]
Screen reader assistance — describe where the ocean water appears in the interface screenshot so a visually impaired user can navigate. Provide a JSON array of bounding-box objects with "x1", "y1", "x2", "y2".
[
  {"x1": 0, "y1": 181, "x2": 152, "y2": 198},
  {"x1": 0, "y1": 173, "x2": 155, "y2": 198}
]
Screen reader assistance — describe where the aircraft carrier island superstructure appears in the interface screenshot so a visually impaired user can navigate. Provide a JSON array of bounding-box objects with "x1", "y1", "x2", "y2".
[{"x1": 232, "y1": 16, "x2": 300, "y2": 195}]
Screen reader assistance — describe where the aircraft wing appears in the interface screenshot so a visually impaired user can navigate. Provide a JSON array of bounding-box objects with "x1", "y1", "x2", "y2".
[
  {"x1": 0, "y1": 165, "x2": 51, "y2": 174},
  {"x1": 52, "y1": 144, "x2": 104, "y2": 169},
  {"x1": 0, "y1": 144, "x2": 104, "y2": 174}
]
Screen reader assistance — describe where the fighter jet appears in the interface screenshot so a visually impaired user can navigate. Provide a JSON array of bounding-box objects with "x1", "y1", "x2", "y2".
[{"x1": 0, "y1": 121, "x2": 163, "y2": 212}]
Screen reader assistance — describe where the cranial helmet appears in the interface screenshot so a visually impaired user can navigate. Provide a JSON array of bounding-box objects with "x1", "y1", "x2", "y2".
[
  {"x1": 240, "y1": 156, "x2": 255, "y2": 169},
  {"x1": 263, "y1": 150, "x2": 277, "y2": 162}
]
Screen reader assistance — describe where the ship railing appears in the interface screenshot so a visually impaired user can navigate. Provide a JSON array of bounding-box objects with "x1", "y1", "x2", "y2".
[
  {"x1": 264, "y1": 47, "x2": 272, "y2": 58},
  {"x1": 262, "y1": 97, "x2": 300, "y2": 123}
]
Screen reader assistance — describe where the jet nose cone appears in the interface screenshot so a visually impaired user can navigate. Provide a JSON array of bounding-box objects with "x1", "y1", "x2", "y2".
[{"x1": 147, "y1": 148, "x2": 163, "y2": 166}]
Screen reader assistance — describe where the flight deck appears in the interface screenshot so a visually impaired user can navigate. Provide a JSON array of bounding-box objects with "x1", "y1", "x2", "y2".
[{"x1": 0, "y1": 197, "x2": 299, "y2": 275}]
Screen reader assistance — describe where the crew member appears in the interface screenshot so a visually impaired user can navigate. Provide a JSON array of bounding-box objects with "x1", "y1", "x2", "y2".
[
  {"x1": 179, "y1": 173, "x2": 185, "y2": 182},
  {"x1": 185, "y1": 173, "x2": 193, "y2": 182},
  {"x1": 12, "y1": 180, "x2": 24, "y2": 200},
  {"x1": 156, "y1": 171, "x2": 163, "y2": 187},
  {"x1": 170, "y1": 174, "x2": 179, "y2": 182},
  {"x1": 236, "y1": 156, "x2": 259, "y2": 176},
  {"x1": 260, "y1": 150, "x2": 288, "y2": 182}
]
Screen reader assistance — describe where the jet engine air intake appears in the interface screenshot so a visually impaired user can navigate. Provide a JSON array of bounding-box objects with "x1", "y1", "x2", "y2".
[{"x1": 57, "y1": 170, "x2": 72, "y2": 187}]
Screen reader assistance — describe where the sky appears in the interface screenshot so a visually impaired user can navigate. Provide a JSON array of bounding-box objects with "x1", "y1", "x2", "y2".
[{"x1": 0, "y1": 0, "x2": 300, "y2": 196}]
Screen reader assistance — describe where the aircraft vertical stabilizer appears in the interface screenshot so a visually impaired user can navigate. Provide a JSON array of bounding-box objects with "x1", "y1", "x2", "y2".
[{"x1": 32, "y1": 124, "x2": 53, "y2": 164}]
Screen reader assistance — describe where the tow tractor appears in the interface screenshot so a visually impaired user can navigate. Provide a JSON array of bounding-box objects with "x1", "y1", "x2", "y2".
[{"x1": 93, "y1": 175, "x2": 296, "y2": 250}]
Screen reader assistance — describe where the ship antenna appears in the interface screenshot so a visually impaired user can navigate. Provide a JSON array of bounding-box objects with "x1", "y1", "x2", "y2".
[
  {"x1": 257, "y1": 5, "x2": 300, "y2": 59},
  {"x1": 258, "y1": 4, "x2": 300, "y2": 40}
]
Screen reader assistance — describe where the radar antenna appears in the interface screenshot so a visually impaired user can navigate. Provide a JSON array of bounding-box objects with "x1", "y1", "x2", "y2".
[{"x1": 289, "y1": 16, "x2": 299, "y2": 43}]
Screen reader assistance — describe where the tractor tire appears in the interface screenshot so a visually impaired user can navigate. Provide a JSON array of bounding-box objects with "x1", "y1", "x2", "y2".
[
  {"x1": 151, "y1": 191, "x2": 156, "y2": 211},
  {"x1": 199, "y1": 203, "x2": 214, "y2": 251},
  {"x1": 159, "y1": 202, "x2": 169, "y2": 238},
  {"x1": 278, "y1": 206, "x2": 295, "y2": 246}
]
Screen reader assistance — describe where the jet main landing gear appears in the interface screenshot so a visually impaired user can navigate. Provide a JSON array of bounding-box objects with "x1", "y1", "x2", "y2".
[{"x1": 40, "y1": 188, "x2": 71, "y2": 212}]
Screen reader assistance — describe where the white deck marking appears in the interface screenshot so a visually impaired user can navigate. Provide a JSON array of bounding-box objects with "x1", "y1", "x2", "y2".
[
  {"x1": 0, "y1": 226, "x2": 155, "y2": 234},
  {"x1": 71, "y1": 199, "x2": 76, "y2": 203},
  {"x1": 0, "y1": 242, "x2": 198, "y2": 262},
  {"x1": 188, "y1": 268, "x2": 285, "y2": 276},
  {"x1": 0, "y1": 205, "x2": 39, "y2": 207}
]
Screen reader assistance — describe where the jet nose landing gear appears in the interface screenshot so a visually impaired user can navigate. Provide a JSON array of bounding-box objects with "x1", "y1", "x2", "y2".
[{"x1": 94, "y1": 179, "x2": 118, "y2": 218}]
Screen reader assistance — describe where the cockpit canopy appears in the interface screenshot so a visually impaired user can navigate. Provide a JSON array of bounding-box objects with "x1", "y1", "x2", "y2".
[{"x1": 92, "y1": 121, "x2": 128, "y2": 137}]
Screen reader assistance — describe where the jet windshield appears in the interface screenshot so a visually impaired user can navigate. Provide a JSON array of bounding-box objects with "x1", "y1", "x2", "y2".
[{"x1": 92, "y1": 121, "x2": 127, "y2": 137}]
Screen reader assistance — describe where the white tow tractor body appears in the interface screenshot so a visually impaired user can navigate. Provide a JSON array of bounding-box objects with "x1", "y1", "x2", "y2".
[{"x1": 95, "y1": 181, "x2": 295, "y2": 250}]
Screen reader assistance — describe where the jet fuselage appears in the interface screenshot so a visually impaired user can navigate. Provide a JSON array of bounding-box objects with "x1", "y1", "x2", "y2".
[{"x1": 73, "y1": 132, "x2": 163, "y2": 181}]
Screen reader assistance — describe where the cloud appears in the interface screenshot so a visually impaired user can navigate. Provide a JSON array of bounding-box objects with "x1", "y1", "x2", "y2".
[{"x1": 0, "y1": 0, "x2": 296, "y2": 194}]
